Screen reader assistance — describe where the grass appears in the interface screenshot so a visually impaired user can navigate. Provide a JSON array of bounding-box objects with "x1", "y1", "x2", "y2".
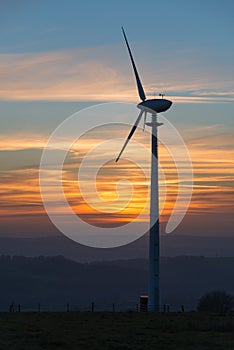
[{"x1": 0, "y1": 312, "x2": 234, "y2": 349}]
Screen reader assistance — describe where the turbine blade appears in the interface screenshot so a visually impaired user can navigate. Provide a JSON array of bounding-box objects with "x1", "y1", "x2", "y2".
[
  {"x1": 116, "y1": 110, "x2": 144, "y2": 162},
  {"x1": 122, "y1": 27, "x2": 146, "y2": 102}
]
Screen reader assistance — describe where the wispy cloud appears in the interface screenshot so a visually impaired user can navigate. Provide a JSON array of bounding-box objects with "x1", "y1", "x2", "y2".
[
  {"x1": 0, "y1": 133, "x2": 47, "y2": 151},
  {"x1": 0, "y1": 44, "x2": 233, "y2": 103}
]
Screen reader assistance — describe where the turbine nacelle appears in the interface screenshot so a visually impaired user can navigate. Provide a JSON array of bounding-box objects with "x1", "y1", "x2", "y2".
[{"x1": 138, "y1": 98, "x2": 172, "y2": 114}]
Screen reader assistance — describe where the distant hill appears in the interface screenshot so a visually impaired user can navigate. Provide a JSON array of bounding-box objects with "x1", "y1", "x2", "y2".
[
  {"x1": 0, "y1": 235, "x2": 234, "y2": 262},
  {"x1": 1, "y1": 255, "x2": 234, "y2": 311}
]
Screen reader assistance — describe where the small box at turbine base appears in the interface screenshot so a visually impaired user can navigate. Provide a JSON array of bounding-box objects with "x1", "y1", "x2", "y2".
[{"x1": 140, "y1": 295, "x2": 148, "y2": 312}]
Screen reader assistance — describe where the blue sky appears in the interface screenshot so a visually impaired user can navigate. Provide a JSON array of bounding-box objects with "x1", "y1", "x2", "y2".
[
  {"x1": 1, "y1": 0, "x2": 234, "y2": 53},
  {"x1": 0, "y1": 0, "x2": 233, "y2": 130},
  {"x1": 1, "y1": 0, "x2": 233, "y2": 106}
]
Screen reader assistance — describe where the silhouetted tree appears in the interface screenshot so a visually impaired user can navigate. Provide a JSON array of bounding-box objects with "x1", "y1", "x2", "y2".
[{"x1": 197, "y1": 291, "x2": 234, "y2": 313}]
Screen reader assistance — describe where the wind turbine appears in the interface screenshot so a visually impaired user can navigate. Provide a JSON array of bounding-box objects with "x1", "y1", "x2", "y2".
[{"x1": 116, "y1": 27, "x2": 172, "y2": 312}]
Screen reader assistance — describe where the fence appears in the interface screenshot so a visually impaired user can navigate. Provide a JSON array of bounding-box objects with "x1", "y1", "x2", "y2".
[{"x1": 5, "y1": 302, "x2": 184, "y2": 313}]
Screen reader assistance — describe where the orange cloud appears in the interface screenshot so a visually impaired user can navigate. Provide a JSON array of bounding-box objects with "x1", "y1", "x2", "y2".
[
  {"x1": 0, "y1": 133, "x2": 48, "y2": 151},
  {"x1": 0, "y1": 125, "x2": 233, "y2": 235}
]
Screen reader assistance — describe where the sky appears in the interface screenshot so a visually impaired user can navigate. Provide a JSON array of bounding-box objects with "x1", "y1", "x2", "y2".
[{"x1": 0, "y1": 0, "x2": 233, "y2": 245}]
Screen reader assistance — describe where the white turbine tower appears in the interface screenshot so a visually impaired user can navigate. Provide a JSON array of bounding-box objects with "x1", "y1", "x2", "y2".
[{"x1": 116, "y1": 27, "x2": 172, "y2": 312}]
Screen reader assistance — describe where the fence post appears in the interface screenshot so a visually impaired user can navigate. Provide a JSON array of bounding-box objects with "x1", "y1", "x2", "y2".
[
  {"x1": 136, "y1": 303, "x2": 139, "y2": 312},
  {"x1": 91, "y1": 302, "x2": 94, "y2": 312},
  {"x1": 67, "y1": 303, "x2": 70, "y2": 312},
  {"x1": 38, "y1": 303, "x2": 41, "y2": 313},
  {"x1": 18, "y1": 304, "x2": 21, "y2": 312},
  {"x1": 112, "y1": 303, "x2": 115, "y2": 312}
]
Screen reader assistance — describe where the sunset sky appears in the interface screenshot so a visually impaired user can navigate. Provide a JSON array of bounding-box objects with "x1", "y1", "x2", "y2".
[{"x1": 0, "y1": 0, "x2": 233, "y2": 244}]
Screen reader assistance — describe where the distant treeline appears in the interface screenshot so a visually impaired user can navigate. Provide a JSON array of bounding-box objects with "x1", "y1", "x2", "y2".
[{"x1": 0, "y1": 255, "x2": 234, "y2": 311}]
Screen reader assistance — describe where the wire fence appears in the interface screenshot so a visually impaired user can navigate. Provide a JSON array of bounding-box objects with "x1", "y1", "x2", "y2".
[{"x1": 4, "y1": 302, "x2": 183, "y2": 313}]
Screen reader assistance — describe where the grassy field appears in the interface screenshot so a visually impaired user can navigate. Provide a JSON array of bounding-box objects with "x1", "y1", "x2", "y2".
[{"x1": 0, "y1": 312, "x2": 234, "y2": 349}]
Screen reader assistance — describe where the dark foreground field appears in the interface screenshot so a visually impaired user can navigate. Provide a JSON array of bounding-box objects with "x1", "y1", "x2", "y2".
[{"x1": 0, "y1": 312, "x2": 234, "y2": 350}]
